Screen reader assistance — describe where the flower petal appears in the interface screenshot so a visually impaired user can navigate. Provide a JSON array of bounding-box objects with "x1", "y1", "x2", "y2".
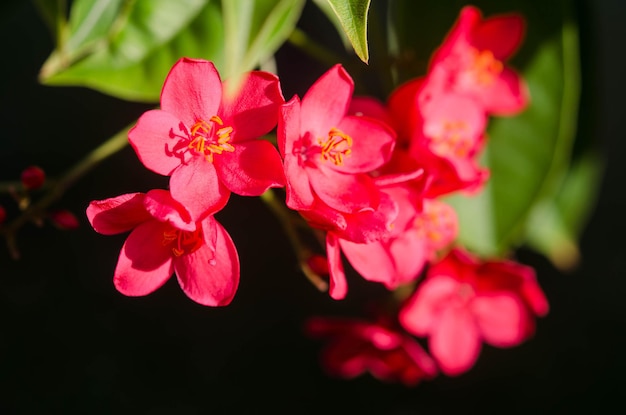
[
  {"x1": 308, "y1": 167, "x2": 379, "y2": 213},
  {"x1": 128, "y1": 110, "x2": 184, "y2": 176},
  {"x1": 430, "y1": 305, "x2": 481, "y2": 376},
  {"x1": 399, "y1": 275, "x2": 459, "y2": 336},
  {"x1": 339, "y1": 239, "x2": 396, "y2": 286},
  {"x1": 87, "y1": 193, "x2": 150, "y2": 235},
  {"x1": 471, "y1": 293, "x2": 526, "y2": 347},
  {"x1": 114, "y1": 220, "x2": 174, "y2": 296},
  {"x1": 160, "y1": 58, "x2": 222, "y2": 126},
  {"x1": 215, "y1": 140, "x2": 286, "y2": 196},
  {"x1": 301, "y1": 64, "x2": 353, "y2": 138},
  {"x1": 334, "y1": 115, "x2": 395, "y2": 173},
  {"x1": 481, "y1": 67, "x2": 529, "y2": 115},
  {"x1": 327, "y1": 233, "x2": 347, "y2": 300},
  {"x1": 219, "y1": 71, "x2": 284, "y2": 142},
  {"x1": 170, "y1": 157, "x2": 230, "y2": 220},
  {"x1": 174, "y1": 217, "x2": 240, "y2": 306},
  {"x1": 143, "y1": 189, "x2": 195, "y2": 231},
  {"x1": 470, "y1": 13, "x2": 525, "y2": 60}
]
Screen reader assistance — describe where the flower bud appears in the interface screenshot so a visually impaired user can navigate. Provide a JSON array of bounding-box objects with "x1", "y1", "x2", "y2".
[{"x1": 21, "y1": 166, "x2": 46, "y2": 190}]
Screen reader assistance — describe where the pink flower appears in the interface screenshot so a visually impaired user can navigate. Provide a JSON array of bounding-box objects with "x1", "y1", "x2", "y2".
[
  {"x1": 399, "y1": 248, "x2": 548, "y2": 376},
  {"x1": 278, "y1": 64, "x2": 396, "y2": 215},
  {"x1": 388, "y1": 78, "x2": 489, "y2": 196},
  {"x1": 421, "y1": 6, "x2": 529, "y2": 116},
  {"x1": 86, "y1": 190, "x2": 239, "y2": 306},
  {"x1": 306, "y1": 316, "x2": 438, "y2": 386},
  {"x1": 129, "y1": 58, "x2": 286, "y2": 220}
]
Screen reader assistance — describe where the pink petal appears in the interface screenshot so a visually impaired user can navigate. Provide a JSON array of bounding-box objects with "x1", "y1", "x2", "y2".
[
  {"x1": 160, "y1": 58, "x2": 222, "y2": 127},
  {"x1": 143, "y1": 189, "x2": 195, "y2": 231},
  {"x1": 430, "y1": 305, "x2": 481, "y2": 376},
  {"x1": 174, "y1": 217, "x2": 240, "y2": 306},
  {"x1": 481, "y1": 67, "x2": 529, "y2": 115},
  {"x1": 327, "y1": 233, "x2": 348, "y2": 300},
  {"x1": 307, "y1": 167, "x2": 380, "y2": 213},
  {"x1": 128, "y1": 110, "x2": 184, "y2": 176},
  {"x1": 399, "y1": 275, "x2": 459, "y2": 336},
  {"x1": 334, "y1": 115, "x2": 395, "y2": 173},
  {"x1": 215, "y1": 140, "x2": 286, "y2": 196},
  {"x1": 284, "y1": 153, "x2": 315, "y2": 211},
  {"x1": 301, "y1": 64, "x2": 353, "y2": 138},
  {"x1": 219, "y1": 71, "x2": 284, "y2": 143},
  {"x1": 470, "y1": 14, "x2": 525, "y2": 60},
  {"x1": 169, "y1": 157, "x2": 230, "y2": 220},
  {"x1": 429, "y1": 6, "x2": 481, "y2": 68},
  {"x1": 277, "y1": 95, "x2": 300, "y2": 158},
  {"x1": 338, "y1": 239, "x2": 396, "y2": 286},
  {"x1": 335, "y1": 190, "x2": 398, "y2": 244},
  {"x1": 471, "y1": 293, "x2": 526, "y2": 347},
  {"x1": 387, "y1": 232, "x2": 427, "y2": 286},
  {"x1": 348, "y1": 96, "x2": 391, "y2": 125},
  {"x1": 387, "y1": 78, "x2": 424, "y2": 146},
  {"x1": 114, "y1": 221, "x2": 174, "y2": 296},
  {"x1": 86, "y1": 193, "x2": 151, "y2": 235}
]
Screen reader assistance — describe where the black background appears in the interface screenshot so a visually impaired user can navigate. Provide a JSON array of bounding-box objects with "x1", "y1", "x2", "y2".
[{"x1": 0, "y1": 0, "x2": 625, "y2": 413}]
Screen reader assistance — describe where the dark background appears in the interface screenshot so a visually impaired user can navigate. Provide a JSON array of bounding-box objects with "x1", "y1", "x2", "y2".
[{"x1": 0, "y1": 0, "x2": 625, "y2": 413}]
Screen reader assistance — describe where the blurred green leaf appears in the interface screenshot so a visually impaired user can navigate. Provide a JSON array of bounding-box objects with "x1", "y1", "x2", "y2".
[
  {"x1": 39, "y1": 0, "x2": 224, "y2": 102},
  {"x1": 390, "y1": 0, "x2": 583, "y2": 256},
  {"x1": 315, "y1": 0, "x2": 370, "y2": 64},
  {"x1": 33, "y1": 0, "x2": 67, "y2": 47},
  {"x1": 221, "y1": 0, "x2": 305, "y2": 86},
  {"x1": 525, "y1": 151, "x2": 603, "y2": 270}
]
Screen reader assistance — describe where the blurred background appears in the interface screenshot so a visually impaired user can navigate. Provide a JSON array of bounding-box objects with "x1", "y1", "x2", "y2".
[{"x1": 0, "y1": 0, "x2": 624, "y2": 413}]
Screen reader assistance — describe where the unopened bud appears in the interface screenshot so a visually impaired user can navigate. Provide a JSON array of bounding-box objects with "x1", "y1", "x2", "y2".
[
  {"x1": 21, "y1": 166, "x2": 46, "y2": 190},
  {"x1": 49, "y1": 210, "x2": 79, "y2": 230}
]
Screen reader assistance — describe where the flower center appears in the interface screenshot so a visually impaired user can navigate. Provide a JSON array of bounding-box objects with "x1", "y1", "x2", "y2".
[
  {"x1": 167, "y1": 116, "x2": 234, "y2": 164},
  {"x1": 318, "y1": 128, "x2": 353, "y2": 166},
  {"x1": 162, "y1": 226, "x2": 204, "y2": 257},
  {"x1": 466, "y1": 48, "x2": 503, "y2": 86},
  {"x1": 429, "y1": 120, "x2": 472, "y2": 158},
  {"x1": 414, "y1": 201, "x2": 457, "y2": 251}
]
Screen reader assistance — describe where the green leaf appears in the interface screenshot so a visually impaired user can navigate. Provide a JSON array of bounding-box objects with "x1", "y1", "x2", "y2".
[
  {"x1": 390, "y1": 0, "x2": 582, "y2": 256},
  {"x1": 39, "y1": 0, "x2": 224, "y2": 102},
  {"x1": 33, "y1": 0, "x2": 68, "y2": 47},
  {"x1": 318, "y1": 0, "x2": 371, "y2": 64},
  {"x1": 221, "y1": 0, "x2": 305, "y2": 87},
  {"x1": 525, "y1": 150, "x2": 603, "y2": 270}
]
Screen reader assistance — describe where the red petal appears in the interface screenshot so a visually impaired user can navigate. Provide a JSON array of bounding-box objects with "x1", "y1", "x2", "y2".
[
  {"x1": 215, "y1": 140, "x2": 286, "y2": 196},
  {"x1": 471, "y1": 14, "x2": 525, "y2": 60},
  {"x1": 399, "y1": 275, "x2": 459, "y2": 336},
  {"x1": 308, "y1": 167, "x2": 379, "y2": 213},
  {"x1": 326, "y1": 233, "x2": 347, "y2": 300},
  {"x1": 430, "y1": 305, "x2": 481, "y2": 376},
  {"x1": 219, "y1": 71, "x2": 284, "y2": 142},
  {"x1": 174, "y1": 217, "x2": 239, "y2": 306},
  {"x1": 86, "y1": 193, "x2": 151, "y2": 235},
  {"x1": 143, "y1": 189, "x2": 195, "y2": 231},
  {"x1": 339, "y1": 239, "x2": 396, "y2": 286},
  {"x1": 114, "y1": 221, "x2": 174, "y2": 296},
  {"x1": 160, "y1": 58, "x2": 222, "y2": 127},
  {"x1": 471, "y1": 293, "x2": 526, "y2": 347},
  {"x1": 128, "y1": 110, "x2": 184, "y2": 176},
  {"x1": 301, "y1": 64, "x2": 353, "y2": 138},
  {"x1": 169, "y1": 158, "x2": 230, "y2": 220},
  {"x1": 335, "y1": 115, "x2": 395, "y2": 173},
  {"x1": 481, "y1": 67, "x2": 529, "y2": 115}
]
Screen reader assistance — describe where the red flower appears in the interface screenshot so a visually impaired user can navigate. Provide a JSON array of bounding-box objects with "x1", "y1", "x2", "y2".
[
  {"x1": 306, "y1": 317, "x2": 438, "y2": 386},
  {"x1": 421, "y1": 6, "x2": 529, "y2": 116},
  {"x1": 278, "y1": 64, "x2": 395, "y2": 216},
  {"x1": 399, "y1": 248, "x2": 548, "y2": 376},
  {"x1": 86, "y1": 190, "x2": 239, "y2": 306},
  {"x1": 129, "y1": 58, "x2": 286, "y2": 219}
]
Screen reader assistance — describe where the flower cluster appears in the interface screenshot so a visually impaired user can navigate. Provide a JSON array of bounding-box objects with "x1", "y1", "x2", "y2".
[{"x1": 86, "y1": 6, "x2": 547, "y2": 384}]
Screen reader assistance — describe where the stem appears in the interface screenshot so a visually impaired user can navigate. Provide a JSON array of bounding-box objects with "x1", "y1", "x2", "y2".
[
  {"x1": 287, "y1": 28, "x2": 345, "y2": 68},
  {"x1": 2, "y1": 122, "x2": 132, "y2": 258},
  {"x1": 259, "y1": 188, "x2": 328, "y2": 292}
]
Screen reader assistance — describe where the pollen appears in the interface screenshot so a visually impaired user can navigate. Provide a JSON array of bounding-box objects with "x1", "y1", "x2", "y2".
[
  {"x1": 162, "y1": 226, "x2": 204, "y2": 257},
  {"x1": 468, "y1": 48, "x2": 503, "y2": 86},
  {"x1": 188, "y1": 115, "x2": 235, "y2": 162},
  {"x1": 318, "y1": 128, "x2": 353, "y2": 166}
]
